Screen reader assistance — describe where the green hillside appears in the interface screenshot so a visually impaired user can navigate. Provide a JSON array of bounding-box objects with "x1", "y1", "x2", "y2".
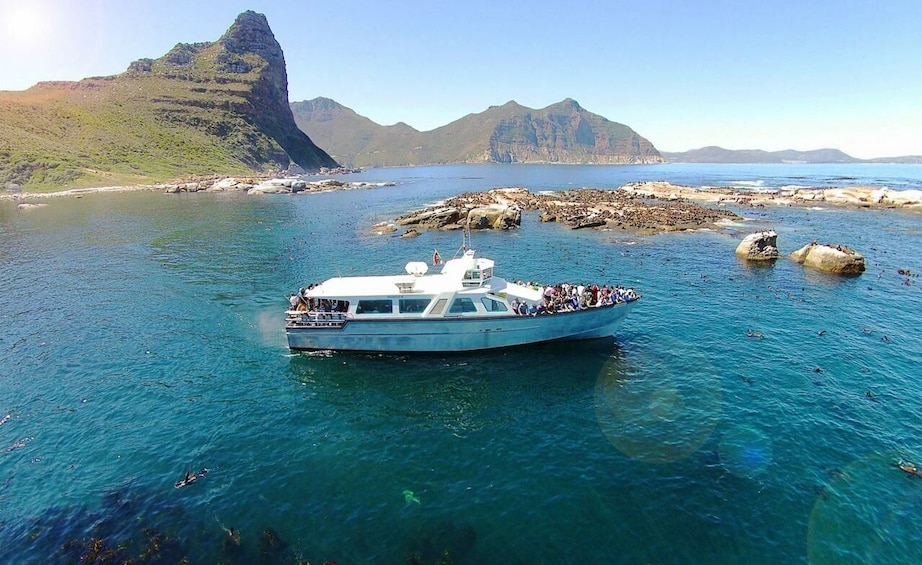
[
  {"x1": 292, "y1": 97, "x2": 663, "y2": 168},
  {"x1": 0, "y1": 11, "x2": 337, "y2": 192},
  {"x1": 289, "y1": 97, "x2": 422, "y2": 166}
]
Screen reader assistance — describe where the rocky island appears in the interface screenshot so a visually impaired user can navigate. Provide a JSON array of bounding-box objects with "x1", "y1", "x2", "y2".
[
  {"x1": 378, "y1": 180, "x2": 922, "y2": 236},
  {"x1": 388, "y1": 186, "x2": 741, "y2": 235}
]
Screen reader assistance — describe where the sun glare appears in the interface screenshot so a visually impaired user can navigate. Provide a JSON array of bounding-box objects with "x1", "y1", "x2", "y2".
[{"x1": 3, "y1": 4, "x2": 46, "y2": 47}]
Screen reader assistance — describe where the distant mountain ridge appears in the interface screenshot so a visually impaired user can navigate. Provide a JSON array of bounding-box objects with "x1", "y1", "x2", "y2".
[
  {"x1": 662, "y1": 146, "x2": 922, "y2": 164},
  {"x1": 0, "y1": 11, "x2": 336, "y2": 190},
  {"x1": 291, "y1": 98, "x2": 663, "y2": 167}
]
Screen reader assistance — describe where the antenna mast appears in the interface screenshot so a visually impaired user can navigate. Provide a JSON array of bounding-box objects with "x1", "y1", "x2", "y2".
[{"x1": 453, "y1": 224, "x2": 473, "y2": 259}]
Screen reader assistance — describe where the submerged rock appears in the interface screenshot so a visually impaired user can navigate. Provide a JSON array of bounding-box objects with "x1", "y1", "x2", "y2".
[
  {"x1": 736, "y1": 230, "x2": 781, "y2": 261},
  {"x1": 370, "y1": 221, "x2": 397, "y2": 235},
  {"x1": 790, "y1": 242, "x2": 865, "y2": 275},
  {"x1": 17, "y1": 202, "x2": 49, "y2": 211}
]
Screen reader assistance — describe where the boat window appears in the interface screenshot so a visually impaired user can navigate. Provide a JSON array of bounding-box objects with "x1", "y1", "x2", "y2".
[
  {"x1": 429, "y1": 298, "x2": 448, "y2": 315},
  {"x1": 481, "y1": 297, "x2": 508, "y2": 312},
  {"x1": 482, "y1": 267, "x2": 493, "y2": 279},
  {"x1": 449, "y1": 297, "x2": 477, "y2": 313},
  {"x1": 356, "y1": 299, "x2": 393, "y2": 314},
  {"x1": 464, "y1": 270, "x2": 481, "y2": 280},
  {"x1": 399, "y1": 298, "x2": 431, "y2": 314}
]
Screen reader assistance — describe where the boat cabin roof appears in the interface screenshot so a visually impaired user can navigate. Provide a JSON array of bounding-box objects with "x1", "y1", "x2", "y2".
[{"x1": 305, "y1": 249, "x2": 542, "y2": 302}]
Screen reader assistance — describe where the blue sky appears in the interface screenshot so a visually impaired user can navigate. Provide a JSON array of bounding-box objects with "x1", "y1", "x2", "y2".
[{"x1": 1, "y1": 0, "x2": 919, "y2": 158}]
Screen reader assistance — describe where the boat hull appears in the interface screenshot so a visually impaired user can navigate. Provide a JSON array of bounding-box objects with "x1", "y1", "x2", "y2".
[{"x1": 286, "y1": 301, "x2": 635, "y2": 352}]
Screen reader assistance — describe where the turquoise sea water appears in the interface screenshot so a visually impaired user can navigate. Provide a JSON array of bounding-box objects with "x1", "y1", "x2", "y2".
[{"x1": 1, "y1": 164, "x2": 921, "y2": 563}]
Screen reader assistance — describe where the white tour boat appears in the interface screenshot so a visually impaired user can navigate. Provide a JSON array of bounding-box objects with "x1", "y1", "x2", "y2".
[{"x1": 286, "y1": 245, "x2": 639, "y2": 353}]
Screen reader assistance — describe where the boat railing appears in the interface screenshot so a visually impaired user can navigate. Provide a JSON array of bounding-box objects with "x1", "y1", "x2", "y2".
[{"x1": 286, "y1": 310, "x2": 351, "y2": 329}]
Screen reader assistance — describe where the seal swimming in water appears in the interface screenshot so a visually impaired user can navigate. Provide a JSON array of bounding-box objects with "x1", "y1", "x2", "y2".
[
  {"x1": 175, "y1": 468, "x2": 209, "y2": 488},
  {"x1": 894, "y1": 460, "x2": 922, "y2": 478}
]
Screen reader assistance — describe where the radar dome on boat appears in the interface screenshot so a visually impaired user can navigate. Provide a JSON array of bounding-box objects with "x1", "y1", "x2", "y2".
[{"x1": 405, "y1": 262, "x2": 429, "y2": 276}]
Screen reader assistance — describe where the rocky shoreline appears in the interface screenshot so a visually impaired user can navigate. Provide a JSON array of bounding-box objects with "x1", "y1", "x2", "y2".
[
  {"x1": 7, "y1": 178, "x2": 921, "y2": 234},
  {"x1": 1, "y1": 169, "x2": 388, "y2": 203},
  {"x1": 621, "y1": 181, "x2": 922, "y2": 210}
]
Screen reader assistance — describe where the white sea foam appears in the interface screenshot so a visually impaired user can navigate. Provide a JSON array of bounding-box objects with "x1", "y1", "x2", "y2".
[
  {"x1": 728, "y1": 180, "x2": 784, "y2": 194},
  {"x1": 716, "y1": 218, "x2": 752, "y2": 228},
  {"x1": 256, "y1": 310, "x2": 287, "y2": 348}
]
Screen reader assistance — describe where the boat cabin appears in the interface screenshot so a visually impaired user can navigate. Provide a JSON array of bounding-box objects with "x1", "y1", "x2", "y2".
[{"x1": 287, "y1": 248, "x2": 544, "y2": 328}]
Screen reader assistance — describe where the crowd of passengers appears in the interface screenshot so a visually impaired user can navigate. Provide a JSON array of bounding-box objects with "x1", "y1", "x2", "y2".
[
  {"x1": 288, "y1": 284, "x2": 349, "y2": 313},
  {"x1": 509, "y1": 282, "x2": 639, "y2": 316}
]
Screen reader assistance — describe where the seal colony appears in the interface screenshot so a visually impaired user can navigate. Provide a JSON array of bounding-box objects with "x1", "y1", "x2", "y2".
[
  {"x1": 388, "y1": 186, "x2": 742, "y2": 235},
  {"x1": 376, "y1": 181, "x2": 922, "y2": 236}
]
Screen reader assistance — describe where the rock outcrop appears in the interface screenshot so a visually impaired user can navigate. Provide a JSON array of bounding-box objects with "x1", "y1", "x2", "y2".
[
  {"x1": 214, "y1": 11, "x2": 338, "y2": 172},
  {"x1": 790, "y1": 242, "x2": 866, "y2": 275},
  {"x1": 467, "y1": 204, "x2": 522, "y2": 230},
  {"x1": 736, "y1": 231, "x2": 781, "y2": 261}
]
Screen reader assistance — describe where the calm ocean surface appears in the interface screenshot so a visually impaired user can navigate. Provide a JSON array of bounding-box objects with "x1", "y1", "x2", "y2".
[{"x1": 1, "y1": 163, "x2": 921, "y2": 563}]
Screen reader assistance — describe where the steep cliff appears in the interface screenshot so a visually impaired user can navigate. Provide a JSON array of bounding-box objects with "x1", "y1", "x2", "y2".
[
  {"x1": 210, "y1": 11, "x2": 338, "y2": 171},
  {"x1": 479, "y1": 99, "x2": 661, "y2": 164}
]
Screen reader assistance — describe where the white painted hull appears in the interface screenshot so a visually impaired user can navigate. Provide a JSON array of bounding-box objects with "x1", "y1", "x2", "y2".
[{"x1": 287, "y1": 301, "x2": 635, "y2": 352}]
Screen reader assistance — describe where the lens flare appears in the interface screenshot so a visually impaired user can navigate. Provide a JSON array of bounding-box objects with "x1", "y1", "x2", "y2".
[
  {"x1": 718, "y1": 425, "x2": 773, "y2": 478},
  {"x1": 595, "y1": 336, "x2": 722, "y2": 464},
  {"x1": 808, "y1": 454, "x2": 922, "y2": 563}
]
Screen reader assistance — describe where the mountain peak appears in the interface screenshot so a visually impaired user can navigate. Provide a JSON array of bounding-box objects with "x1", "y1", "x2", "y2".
[
  {"x1": 210, "y1": 11, "x2": 337, "y2": 170},
  {"x1": 548, "y1": 98, "x2": 583, "y2": 112},
  {"x1": 305, "y1": 97, "x2": 346, "y2": 111},
  {"x1": 220, "y1": 11, "x2": 279, "y2": 60}
]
